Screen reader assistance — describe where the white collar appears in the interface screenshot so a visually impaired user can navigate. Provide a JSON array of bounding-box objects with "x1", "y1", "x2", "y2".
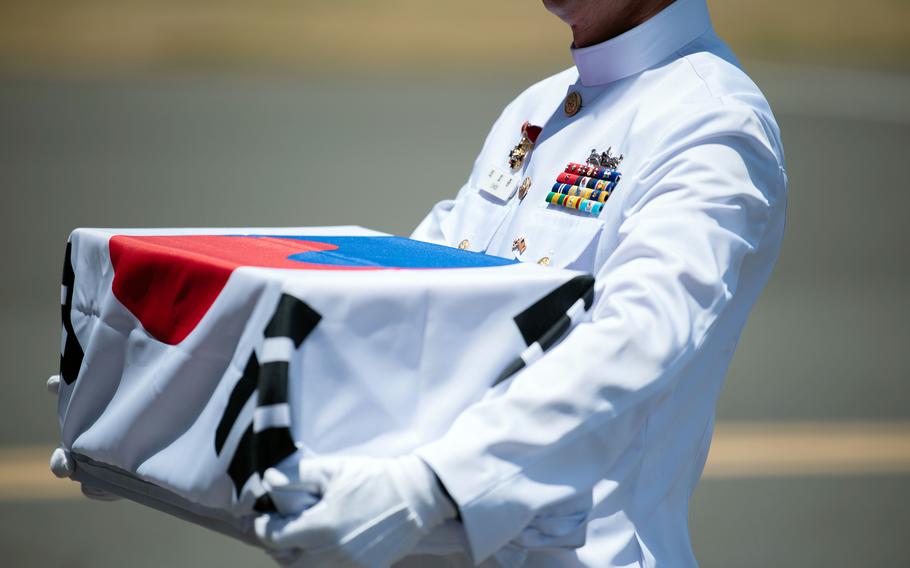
[{"x1": 570, "y1": 0, "x2": 712, "y2": 87}]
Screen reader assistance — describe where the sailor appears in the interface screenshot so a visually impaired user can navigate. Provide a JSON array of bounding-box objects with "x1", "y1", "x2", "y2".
[{"x1": 240, "y1": 0, "x2": 789, "y2": 566}]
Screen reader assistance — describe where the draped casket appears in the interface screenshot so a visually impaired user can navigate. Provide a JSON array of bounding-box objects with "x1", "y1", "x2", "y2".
[{"x1": 54, "y1": 226, "x2": 594, "y2": 545}]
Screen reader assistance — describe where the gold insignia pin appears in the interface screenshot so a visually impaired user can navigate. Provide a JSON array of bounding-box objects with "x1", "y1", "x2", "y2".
[
  {"x1": 512, "y1": 237, "x2": 527, "y2": 255},
  {"x1": 518, "y1": 177, "x2": 532, "y2": 200},
  {"x1": 564, "y1": 91, "x2": 582, "y2": 117},
  {"x1": 508, "y1": 122, "x2": 543, "y2": 170}
]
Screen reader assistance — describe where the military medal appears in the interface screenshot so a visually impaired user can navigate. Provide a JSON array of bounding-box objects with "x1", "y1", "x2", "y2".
[
  {"x1": 551, "y1": 183, "x2": 610, "y2": 203},
  {"x1": 518, "y1": 177, "x2": 532, "y2": 200},
  {"x1": 511, "y1": 237, "x2": 527, "y2": 255},
  {"x1": 590, "y1": 147, "x2": 623, "y2": 169},
  {"x1": 558, "y1": 170, "x2": 620, "y2": 185},
  {"x1": 564, "y1": 91, "x2": 582, "y2": 117},
  {"x1": 547, "y1": 191, "x2": 604, "y2": 215},
  {"x1": 544, "y1": 147, "x2": 624, "y2": 216},
  {"x1": 507, "y1": 122, "x2": 542, "y2": 170}
]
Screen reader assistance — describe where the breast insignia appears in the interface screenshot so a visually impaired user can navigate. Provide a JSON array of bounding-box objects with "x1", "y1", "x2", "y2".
[
  {"x1": 564, "y1": 91, "x2": 582, "y2": 117},
  {"x1": 518, "y1": 176, "x2": 532, "y2": 200},
  {"x1": 546, "y1": 148, "x2": 624, "y2": 216},
  {"x1": 512, "y1": 237, "x2": 527, "y2": 255},
  {"x1": 508, "y1": 122, "x2": 543, "y2": 170},
  {"x1": 598, "y1": 147, "x2": 624, "y2": 170}
]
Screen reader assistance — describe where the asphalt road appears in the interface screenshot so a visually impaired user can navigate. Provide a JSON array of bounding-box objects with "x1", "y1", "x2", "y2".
[{"x1": 0, "y1": 63, "x2": 908, "y2": 567}]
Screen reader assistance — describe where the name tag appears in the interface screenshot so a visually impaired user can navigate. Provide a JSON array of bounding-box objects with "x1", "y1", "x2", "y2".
[{"x1": 477, "y1": 165, "x2": 519, "y2": 202}]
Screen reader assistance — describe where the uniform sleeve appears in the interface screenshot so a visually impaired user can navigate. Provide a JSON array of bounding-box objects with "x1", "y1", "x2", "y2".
[
  {"x1": 415, "y1": 107, "x2": 787, "y2": 563},
  {"x1": 411, "y1": 197, "x2": 458, "y2": 246}
]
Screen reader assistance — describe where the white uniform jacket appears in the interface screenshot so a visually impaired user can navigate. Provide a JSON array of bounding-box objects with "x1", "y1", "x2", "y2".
[{"x1": 410, "y1": 0, "x2": 787, "y2": 565}]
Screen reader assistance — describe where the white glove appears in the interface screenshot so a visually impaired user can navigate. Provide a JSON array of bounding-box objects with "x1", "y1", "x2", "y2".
[
  {"x1": 49, "y1": 445, "x2": 74, "y2": 478},
  {"x1": 46, "y1": 374, "x2": 62, "y2": 395},
  {"x1": 255, "y1": 455, "x2": 456, "y2": 568},
  {"x1": 46, "y1": 375, "x2": 121, "y2": 502}
]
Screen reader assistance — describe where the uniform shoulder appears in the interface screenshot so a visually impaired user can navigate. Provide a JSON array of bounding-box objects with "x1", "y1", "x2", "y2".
[
  {"x1": 644, "y1": 36, "x2": 785, "y2": 166},
  {"x1": 677, "y1": 38, "x2": 772, "y2": 114}
]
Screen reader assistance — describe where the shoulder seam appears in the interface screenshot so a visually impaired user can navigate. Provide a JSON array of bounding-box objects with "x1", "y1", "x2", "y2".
[
  {"x1": 676, "y1": 50, "x2": 721, "y2": 103},
  {"x1": 675, "y1": 49, "x2": 784, "y2": 167}
]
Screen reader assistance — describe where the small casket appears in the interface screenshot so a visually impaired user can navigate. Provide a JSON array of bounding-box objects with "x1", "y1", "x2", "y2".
[{"x1": 55, "y1": 226, "x2": 594, "y2": 544}]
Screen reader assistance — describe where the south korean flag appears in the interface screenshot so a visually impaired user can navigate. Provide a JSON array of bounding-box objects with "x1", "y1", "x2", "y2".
[{"x1": 53, "y1": 226, "x2": 594, "y2": 543}]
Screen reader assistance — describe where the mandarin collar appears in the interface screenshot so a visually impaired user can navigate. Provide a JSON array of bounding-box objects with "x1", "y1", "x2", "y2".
[{"x1": 570, "y1": 0, "x2": 712, "y2": 87}]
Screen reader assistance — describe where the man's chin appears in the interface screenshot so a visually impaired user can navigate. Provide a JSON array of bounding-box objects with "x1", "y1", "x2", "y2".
[{"x1": 541, "y1": 0, "x2": 576, "y2": 21}]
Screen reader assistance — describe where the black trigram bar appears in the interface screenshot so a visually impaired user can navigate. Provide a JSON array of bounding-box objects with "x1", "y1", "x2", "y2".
[
  {"x1": 252, "y1": 293, "x2": 321, "y2": 478},
  {"x1": 221, "y1": 293, "x2": 322, "y2": 498},
  {"x1": 257, "y1": 362, "x2": 290, "y2": 406},
  {"x1": 227, "y1": 425, "x2": 255, "y2": 498},
  {"x1": 265, "y1": 294, "x2": 322, "y2": 347},
  {"x1": 513, "y1": 275, "x2": 595, "y2": 346},
  {"x1": 215, "y1": 354, "x2": 260, "y2": 455},
  {"x1": 60, "y1": 241, "x2": 84, "y2": 385},
  {"x1": 493, "y1": 275, "x2": 596, "y2": 386}
]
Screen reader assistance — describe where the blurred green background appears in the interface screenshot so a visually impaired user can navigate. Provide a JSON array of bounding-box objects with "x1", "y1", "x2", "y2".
[{"x1": 1, "y1": 1, "x2": 908, "y2": 567}]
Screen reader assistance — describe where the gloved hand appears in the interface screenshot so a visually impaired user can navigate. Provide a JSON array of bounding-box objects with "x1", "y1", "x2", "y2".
[
  {"x1": 255, "y1": 455, "x2": 456, "y2": 568},
  {"x1": 46, "y1": 374, "x2": 121, "y2": 501}
]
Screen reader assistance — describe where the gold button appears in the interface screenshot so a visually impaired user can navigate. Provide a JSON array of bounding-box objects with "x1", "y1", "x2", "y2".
[
  {"x1": 537, "y1": 256, "x2": 550, "y2": 266},
  {"x1": 564, "y1": 91, "x2": 582, "y2": 117},
  {"x1": 457, "y1": 239, "x2": 470, "y2": 250},
  {"x1": 518, "y1": 177, "x2": 532, "y2": 200},
  {"x1": 511, "y1": 237, "x2": 527, "y2": 254}
]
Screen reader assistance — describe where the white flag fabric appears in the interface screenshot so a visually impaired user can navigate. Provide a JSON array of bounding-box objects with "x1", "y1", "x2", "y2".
[{"x1": 56, "y1": 226, "x2": 594, "y2": 545}]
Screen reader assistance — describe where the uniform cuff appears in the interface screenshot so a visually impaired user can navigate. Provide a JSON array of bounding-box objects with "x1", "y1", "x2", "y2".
[
  {"x1": 389, "y1": 455, "x2": 457, "y2": 531},
  {"x1": 416, "y1": 442, "x2": 533, "y2": 564}
]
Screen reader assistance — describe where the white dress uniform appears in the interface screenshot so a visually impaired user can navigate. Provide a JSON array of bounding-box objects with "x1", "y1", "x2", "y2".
[{"x1": 410, "y1": 0, "x2": 787, "y2": 565}]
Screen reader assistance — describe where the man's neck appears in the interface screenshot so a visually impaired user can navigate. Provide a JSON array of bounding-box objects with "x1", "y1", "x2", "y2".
[{"x1": 568, "y1": 0, "x2": 675, "y2": 48}]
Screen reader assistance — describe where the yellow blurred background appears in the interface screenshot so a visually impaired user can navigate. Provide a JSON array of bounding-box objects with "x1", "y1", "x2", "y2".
[{"x1": 1, "y1": 0, "x2": 908, "y2": 74}]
